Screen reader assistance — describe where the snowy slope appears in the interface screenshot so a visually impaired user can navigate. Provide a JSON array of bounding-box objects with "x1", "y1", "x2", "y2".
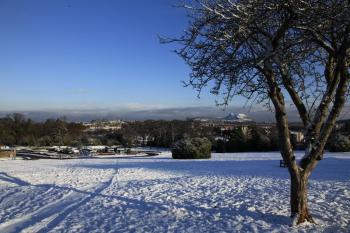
[{"x1": 0, "y1": 152, "x2": 349, "y2": 233}]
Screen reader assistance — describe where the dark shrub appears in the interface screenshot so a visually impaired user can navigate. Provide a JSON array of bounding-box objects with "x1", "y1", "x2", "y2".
[
  {"x1": 214, "y1": 139, "x2": 227, "y2": 153},
  {"x1": 247, "y1": 126, "x2": 272, "y2": 151},
  {"x1": 172, "y1": 137, "x2": 211, "y2": 159},
  {"x1": 329, "y1": 134, "x2": 350, "y2": 152}
]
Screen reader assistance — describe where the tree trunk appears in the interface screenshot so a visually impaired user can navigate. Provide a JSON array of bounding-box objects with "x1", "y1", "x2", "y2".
[
  {"x1": 290, "y1": 171, "x2": 315, "y2": 224},
  {"x1": 290, "y1": 171, "x2": 299, "y2": 216}
]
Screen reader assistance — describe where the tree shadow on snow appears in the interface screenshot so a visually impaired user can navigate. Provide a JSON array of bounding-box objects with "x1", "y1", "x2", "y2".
[{"x1": 0, "y1": 172, "x2": 31, "y2": 186}]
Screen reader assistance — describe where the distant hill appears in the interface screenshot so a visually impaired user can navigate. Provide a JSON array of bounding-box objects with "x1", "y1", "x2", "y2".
[
  {"x1": 224, "y1": 113, "x2": 253, "y2": 122},
  {"x1": 192, "y1": 112, "x2": 254, "y2": 123}
]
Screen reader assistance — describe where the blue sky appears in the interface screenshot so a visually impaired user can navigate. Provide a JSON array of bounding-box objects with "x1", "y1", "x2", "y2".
[{"x1": 0, "y1": 0, "x2": 242, "y2": 112}]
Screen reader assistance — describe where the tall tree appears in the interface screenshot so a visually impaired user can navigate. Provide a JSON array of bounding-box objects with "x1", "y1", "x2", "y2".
[{"x1": 164, "y1": 0, "x2": 350, "y2": 224}]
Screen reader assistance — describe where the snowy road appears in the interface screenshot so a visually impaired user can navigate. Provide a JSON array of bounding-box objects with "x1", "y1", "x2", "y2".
[{"x1": 0, "y1": 152, "x2": 349, "y2": 232}]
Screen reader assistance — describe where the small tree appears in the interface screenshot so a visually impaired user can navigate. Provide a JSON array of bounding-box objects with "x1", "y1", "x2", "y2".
[
  {"x1": 329, "y1": 134, "x2": 350, "y2": 152},
  {"x1": 164, "y1": 0, "x2": 350, "y2": 224},
  {"x1": 247, "y1": 126, "x2": 271, "y2": 151},
  {"x1": 172, "y1": 137, "x2": 212, "y2": 159},
  {"x1": 226, "y1": 127, "x2": 247, "y2": 152}
]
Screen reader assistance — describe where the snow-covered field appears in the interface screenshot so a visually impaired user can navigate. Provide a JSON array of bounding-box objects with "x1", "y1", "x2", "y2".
[{"x1": 0, "y1": 152, "x2": 349, "y2": 233}]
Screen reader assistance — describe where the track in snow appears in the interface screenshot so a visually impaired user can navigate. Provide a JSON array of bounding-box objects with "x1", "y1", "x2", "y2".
[{"x1": 0, "y1": 170, "x2": 118, "y2": 233}]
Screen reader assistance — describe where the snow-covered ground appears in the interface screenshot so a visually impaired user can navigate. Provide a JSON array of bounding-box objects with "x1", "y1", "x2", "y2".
[{"x1": 0, "y1": 152, "x2": 349, "y2": 233}]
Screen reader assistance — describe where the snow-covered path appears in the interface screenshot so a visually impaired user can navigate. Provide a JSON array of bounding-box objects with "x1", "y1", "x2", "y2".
[{"x1": 0, "y1": 152, "x2": 349, "y2": 232}]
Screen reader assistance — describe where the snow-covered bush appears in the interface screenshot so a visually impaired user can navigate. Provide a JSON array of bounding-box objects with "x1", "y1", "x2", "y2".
[
  {"x1": 329, "y1": 134, "x2": 350, "y2": 152},
  {"x1": 172, "y1": 137, "x2": 211, "y2": 159}
]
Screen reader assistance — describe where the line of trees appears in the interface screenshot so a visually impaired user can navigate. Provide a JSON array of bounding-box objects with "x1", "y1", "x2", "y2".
[
  {"x1": 120, "y1": 120, "x2": 213, "y2": 147},
  {"x1": 214, "y1": 127, "x2": 281, "y2": 152},
  {"x1": 0, "y1": 114, "x2": 85, "y2": 147},
  {"x1": 1, "y1": 113, "x2": 350, "y2": 153}
]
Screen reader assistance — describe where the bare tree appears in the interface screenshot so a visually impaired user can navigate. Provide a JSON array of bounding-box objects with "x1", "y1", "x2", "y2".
[{"x1": 163, "y1": 0, "x2": 350, "y2": 224}]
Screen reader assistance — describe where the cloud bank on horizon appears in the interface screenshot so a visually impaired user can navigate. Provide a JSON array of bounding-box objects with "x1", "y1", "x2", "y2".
[{"x1": 1, "y1": 105, "x2": 350, "y2": 122}]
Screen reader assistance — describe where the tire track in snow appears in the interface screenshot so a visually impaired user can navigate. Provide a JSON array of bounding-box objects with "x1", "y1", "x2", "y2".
[
  {"x1": 32, "y1": 160, "x2": 119, "y2": 233},
  {"x1": 35, "y1": 174, "x2": 117, "y2": 233},
  {"x1": 0, "y1": 170, "x2": 118, "y2": 233},
  {"x1": 0, "y1": 189, "x2": 19, "y2": 204},
  {"x1": 0, "y1": 186, "x2": 55, "y2": 223},
  {"x1": 0, "y1": 190, "x2": 76, "y2": 233}
]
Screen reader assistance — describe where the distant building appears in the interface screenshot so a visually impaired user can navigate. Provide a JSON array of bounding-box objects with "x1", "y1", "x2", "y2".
[
  {"x1": 0, "y1": 146, "x2": 16, "y2": 159},
  {"x1": 83, "y1": 120, "x2": 125, "y2": 132},
  {"x1": 290, "y1": 131, "x2": 305, "y2": 143},
  {"x1": 0, "y1": 145, "x2": 10, "y2": 150}
]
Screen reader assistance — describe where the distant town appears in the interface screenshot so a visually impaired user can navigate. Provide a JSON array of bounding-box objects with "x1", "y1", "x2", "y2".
[{"x1": 1, "y1": 112, "x2": 349, "y2": 160}]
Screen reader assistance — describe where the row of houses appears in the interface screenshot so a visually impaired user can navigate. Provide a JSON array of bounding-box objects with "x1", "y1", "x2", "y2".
[{"x1": 83, "y1": 120, "x2": 125, "y2": 132}]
